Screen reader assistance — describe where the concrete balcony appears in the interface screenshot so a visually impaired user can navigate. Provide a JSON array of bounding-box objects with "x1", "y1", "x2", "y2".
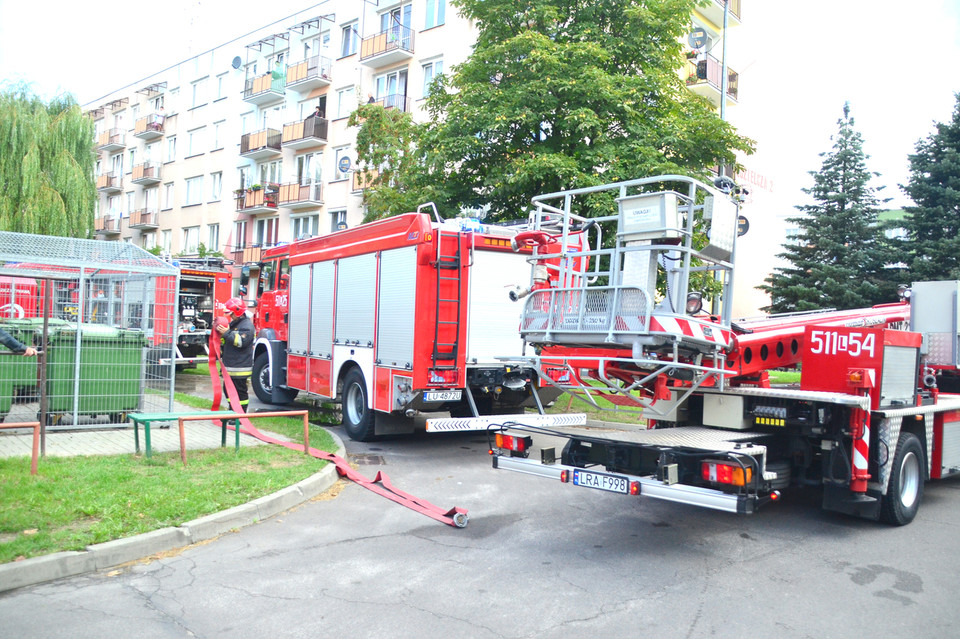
[
  {"x1": 286, "y1": 56, "x2": 332, "y2": 93},
  {"x1": 360, "y1": 26, "x2": 415, "y2": 68},
  {"x1": 370, "y1": 93, "x2": 411, "y2": 113},
  {"x1": 131, "y1": 161, "x2": 162, "y2": 186},
  {"x1": 240, "y1": 128, "x2": 282, "y2": 160},
  {"x1": 278, "y1": 182, "x2": 322, "y2": 210},
  {"x1": 96, "y1": 172, "x2": 122, "y2": 194},
  {"x1": 243, "y1": 72, "x2": 286, "y2": 106},
  {"x1": 94, "y1": 216, "x2": 121, "y2": 236},
  {"x1": 282, "y1": 118, "x2": 328, "y2": 150},
  {"x1": 235, "y1": 185, "x2": 280, "y2": 215},
  {"x1": 352, "y1": 169, "x2": 379, "y2": 193},
  {"x1": 128, "y1": 209, "x2": 159, "y2": 230},
  {"x1": 697, "y1": 0, "x2": 742, "y2": 28},
  {"x1": 685, "y1": 55, "x2": 738, "y2": 107},
  {"x1": 133, "y1": 114, "x2": 165, "y2": 140},
  {"x1": 96, "y1": 128, "x2": 126, "y2": 152},
  {"x1": 232, "y1": 245, "x2": 264, "y2": 265}
]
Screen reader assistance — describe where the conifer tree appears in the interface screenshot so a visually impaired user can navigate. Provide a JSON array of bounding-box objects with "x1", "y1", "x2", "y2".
[
  {"x1": 902, "y1": 93, "x2": 960, "y2": 281},
  {"x1": 760, "y1": 104, "x2": 895, "y2": 313},
  {"x1": 0, "y1": 84, "x2": 96, "y2": 237}
]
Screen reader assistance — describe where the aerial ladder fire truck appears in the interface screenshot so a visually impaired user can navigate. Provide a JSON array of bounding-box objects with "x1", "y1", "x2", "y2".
[
  {"x1": 248, "y1": 206, "x2": 566, "y2": 441},
  {"x1": 486, "y1": 174, "x2": 960, "y2": 525}
]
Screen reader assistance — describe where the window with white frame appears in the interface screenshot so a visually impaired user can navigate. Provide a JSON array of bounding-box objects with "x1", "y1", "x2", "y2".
[
  {"x1": 142, "y1": 232, "x2": 157, "y2": 250},
  {"x1": 125, "y1": 191, "x2": 135, "y2": 215},
  {"x1": 425, "y1": 0, "x2": 446, "y2": 28},
  {"x1": 375, "y1": 69, "x2": 407, "y2": 109},
  {"x1": 258, "y1": 160, "x2": 282, "y2": 186},
  {"x1": 166, "y1": 136, "x2": 176, "y2": 162},
  {"x1": 234, "y1": 220, "x2": 247, "y2": 249},
  {"x1": 333, "y1": 146, "x2": 351, "y2": 180},
  {"x1": 183, "y1": 226, "x2": 200, "y2": 254},
  {"x1": 292, "y1": 215, "x2": 319, "y2": 240},
  {"x1": 131, "y1": 104, "x2": 140, "y2": 122},
  {"x1": 208, "y1": 224, "x2": 220, "y2": 252},
  {"x1": 212, "y1": 120, "x2": 225, "y2": 150},
  {"x1": 191, "y1": 77, "x2": 208, "y2": 108},
  {"x1": 254, "y1": 217, "x2": 278, "y2": 247},
  {"x1": 110, "y1": 153, "x2": 123, "y2": 176},
  {"x1": 336, "y1": 87, "x2": 355, "y2": 119},
  {"x1": 163, "y1": 182, "x2": 174, "y2": 209},
  {"x1": 144, "y1": 143, "x2": 156, "y2": 161},
  {"x1": 162, "y1": 229, "x2": 172, "y2": 253},
  {"x1": 145, "y1": 187, "x2": 158, "y2": 212},
  {"x1": 211, "y1": 172, "x2": 222, "y2": 201},
  {"x1": 128, "y1": 147, "x2": 136, "y2": 170},
  {"x1": 330, "y1": 209, "x2": 347, "y2": 233},
  {"x1": 341, "y1": 22, "x2": 358, "y2": 57},
  {"x1": 187, "y1": 127, "x2": 205, "y2": 157},
  {"x1": 185, "y1": 176, "x2": 203, "y2": 206},
  {"x1": 167, "y1": 88, "x2": 179, "y2": 114},
  {"x1": 241, "y1": 112, "x2": 253, "y2": 135},
  {"x1": 216, "y1": 73, "x2": 227, "y2": 100},
  {"x1": 422, "y1": 58, "x2": 443, "y2": 98},
  {"x1": 238, "y1": 166, "x2": 253, "y2": 191},
  {"x1": 152, "y1": 95, "x2": 164, "y2": 111},
  {"x1": 297, "y1": 152, "x2": 322, "y2": 185}
]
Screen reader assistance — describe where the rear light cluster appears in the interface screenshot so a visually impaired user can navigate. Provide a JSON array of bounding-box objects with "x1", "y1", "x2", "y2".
[
  {"x1": 701, "y1": 461, "x2": 752, "y2": 486},
  {"x1": 544, "y1": 367, "x2": 571, "y2": 383},
  {"x1": 428, "y1": 368, "x2": 458, "y2": 385},
  {"x1": 494, "y1": 433, "x2": 531, "y2": 453}
]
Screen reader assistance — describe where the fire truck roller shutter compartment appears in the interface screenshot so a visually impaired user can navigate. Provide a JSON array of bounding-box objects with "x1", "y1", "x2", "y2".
[
  {"x1": 377, "y1": 246, "x2": 417, "y2": 370},
  {"x1": 288, "y1": 264, "x2": 311, "y2": 356},
  {"x1": 336, "y1": 254, "x2": 377, "y2": 347},
  {"x1": 310, "y1": 261, "x2": 335, "y2": 359}
]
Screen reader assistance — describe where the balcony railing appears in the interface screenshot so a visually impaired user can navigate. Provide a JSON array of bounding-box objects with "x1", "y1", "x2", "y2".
[
  {"x1": 243, "y1": 72, "x2": 286, "y2": 106},
  {"x1": 94, "y1": 216, "x2": 120, "y2": 235},
  {"x1": 131, "y1": 161, "x2": 162, "y2": 185},
  {"x1": 240, "y1": 128, "x2": 282, "y2": 160},
  {"x1": 96, "y1": 128, "x2": 126, "y2": 152},
  {"x1": 360, "y1": 25, "x2": 415, "y2": 68},
  {"x1": 371, "y1": 93, "x2": 412, "y2": 112},
  {"x1": 232, "y1": 245, "x2": 265, "y2": 264},
  {"x1": 96, "y1": 172, "x2": 122, "y2": 193},
  {"x1": 685, "y1": 55, "x2": 738, "y2": 105},
  {"x1": 281, "y1": 117, "x2": 329, "y2": 149},
  {"x1": 128, "y1": 209, "x2": 159, "y2": 230},
  {"x1": 286, "y1": 55, "x2": 332, "y2": 92},
  {"x1": 235, "y1": 185, "x2": 279, "y2": 215},
  {"x1": 279, "y1": 182, "x2": 323, "y2": 209},
  {"x1": 352, "y1": 169, "x2": 379, "y2": 192},
  {"x1": 133, "y1": 114, "x2": 165, "y2": 140}
]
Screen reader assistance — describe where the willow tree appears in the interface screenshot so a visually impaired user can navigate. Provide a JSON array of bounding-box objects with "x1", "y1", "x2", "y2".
[{"x1": 0, "y1": 84, "x2": 96, "y2": 237}]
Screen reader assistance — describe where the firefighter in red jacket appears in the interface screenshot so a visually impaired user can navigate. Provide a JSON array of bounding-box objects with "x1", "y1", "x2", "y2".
[{"x1": 217, "y1": 297, "x2": 254, "y2": 411}]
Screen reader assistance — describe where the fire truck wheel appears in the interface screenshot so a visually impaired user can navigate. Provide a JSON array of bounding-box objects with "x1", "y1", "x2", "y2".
[
  {"x1": 342, "y1": 368, "x2": 376, "y2": 441},
  {"x1": 880, "y1": 432, "x2": 924, "y2": 526},
  {"x1": 252, "y1": 353, "x2": 273, "y2": 404}
]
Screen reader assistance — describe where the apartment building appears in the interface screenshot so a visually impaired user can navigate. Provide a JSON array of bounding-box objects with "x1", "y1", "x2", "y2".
[
  {"x1": 88, "y1": 0, "x2": 467, "y2": 272},
  {"x1": 87, "y1": 0, "x2": 743, "y2": 287}
]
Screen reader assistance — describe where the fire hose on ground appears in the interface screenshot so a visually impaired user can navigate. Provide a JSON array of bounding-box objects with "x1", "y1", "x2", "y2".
[{"x1": 206, "y1": 327, "x2": 469, "y2": 528}]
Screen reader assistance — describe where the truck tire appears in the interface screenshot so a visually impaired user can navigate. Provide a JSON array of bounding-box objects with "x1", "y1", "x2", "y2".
[
  {"x1": 252, "y1": 352, "x2": 300, "y2": 405},
  {"x1": 880, "y1": 432, "x2": 924, "y2": 525},
  {"x1": 342, "y1": 368, "x2": 376, "y2": 441}
]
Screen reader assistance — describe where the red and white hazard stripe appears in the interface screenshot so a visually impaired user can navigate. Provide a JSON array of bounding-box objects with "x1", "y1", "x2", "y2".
[
  {"x1": 649, "y1": 315, "x2": 733, "y2": 347},
  {"x1": 850, "y1": 408, "x2": 870, "y2": 492}
]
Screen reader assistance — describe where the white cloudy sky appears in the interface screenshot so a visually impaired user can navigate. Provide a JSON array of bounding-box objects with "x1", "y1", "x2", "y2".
[{"x1": 1, "y1": 0, "x2": 958, "y2": 217}]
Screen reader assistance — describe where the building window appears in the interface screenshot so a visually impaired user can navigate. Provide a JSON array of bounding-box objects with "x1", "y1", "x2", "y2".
[
  {"x1": 422, "y1": 59, "x2": 443, "y2": 98},
  {"x1": 187, "y1": 127, "x2": 205, "y2": 157},
  {"x1": 212, "y1": 120, "x2": 225, "y2": 150},
  {"x1": 333, "y1": 146, "x2": 351, "y2": 181},
  {"x1": 166, "y1": 136, "x2": 177, "y2": 162},
  {"x1": 208, "y1": 224, "x2": 220, "y2": 252},
  {"x1": 183, "y1": 226, "x2": 200, "y2": 254},
  {"x1": 330, "y1": 210, "x2": 347, "y2": 233},
  {"x1": 131, "y1": 103, "x2": 140, "y2": 122},
  {"x1": 142, "y1": 232, "x2": 157, "y2": 250},
  {"x1": 145, "y1": 187, "x2": 158, "y2": 212},
  {"x1": 210, "y1": 172, "x2": 222, "y2": 201},
  {"x1": 341, "y1": 22, "x2": 358, "y2": 57},
  {"x1": 375, "y1": 69, "x2": 408, "y2": 109},
  {"x1": 163, "y1": 182, "x2": 174, "y2": 209},
  {"x1": 234, "y1": 220, "x2": 248, "y2": 249},
  {"x1": 185, "y1": 176, "x2": 203, "y2": 206},
  {"x1": 191, "y1": 77, "x2": 208, "y2": 108},
  {"x1": 238, "y1": 166, "x2": 253, "y2": 191},
  {"x1": 297, "y1": 152, "x2": 322, "y2": 185},
  {"x1": 107, "y1": 195, "x2": 120, "y2": 217},
  {"x1": 292, "y1": 215, "x2": 319, "y2": 240},
  {"x1": 258, "y1": 160, "x2": 282, "y2": 186},
  {"x1": 126, "y1": 191, "x2": 135, "y2": 216},
  {"x1": 162, "y1": 229, "x2": 172, "y2": 253},
  {"x1": 335, "y1": 87, "x2": 355, "y2": 119},
  {"x1": 255, "y1": 217, "x2": 278, "y2": 247},
  {"x1": 425, "y1": 0, "x2": 445, "y2": 29},
  {"x1": 216, "y1": 73, "x2": 227, "y2": 100},
  {"x1": 128, "y1": 147, "x2": 137, "y2": 170}
]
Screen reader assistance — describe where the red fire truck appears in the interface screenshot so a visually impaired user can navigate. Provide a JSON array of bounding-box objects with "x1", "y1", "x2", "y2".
[
  {"x1": 249, "y1": 208, "x2": 569, "y2": 441},
  {"x1": 485, "y1": 174, "x2": 960, "y2": 525}
]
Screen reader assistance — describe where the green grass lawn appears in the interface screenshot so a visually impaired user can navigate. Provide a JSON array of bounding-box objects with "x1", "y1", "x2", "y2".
[{"x1": 0, "y1": 392, "x2": 336, "y2": 564}]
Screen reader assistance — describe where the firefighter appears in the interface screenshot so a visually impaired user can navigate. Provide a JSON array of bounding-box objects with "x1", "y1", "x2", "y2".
[{"x1": 216, "y1": 297, "x2": 254, "y2": 411}]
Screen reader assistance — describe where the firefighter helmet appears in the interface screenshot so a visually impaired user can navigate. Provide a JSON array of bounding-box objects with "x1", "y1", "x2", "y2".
[{"x1": 224, "y1": 297, "x2": 245, "y2": 316}]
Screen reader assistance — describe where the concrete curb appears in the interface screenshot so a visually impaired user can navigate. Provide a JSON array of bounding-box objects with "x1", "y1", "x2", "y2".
[{"x1": 0, "y1": 429, "x2": 346, "y2": 594}]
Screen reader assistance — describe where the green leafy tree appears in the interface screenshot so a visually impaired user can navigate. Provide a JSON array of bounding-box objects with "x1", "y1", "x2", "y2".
[
  {"x1": 760, "y1": 104, "x2": 896, "y2": 313},
  {"x1": 902, "y1": 93, "x2": 960, "y2": 281},
  {"x1": 352, "y1": 0, "x2": 753, "y2": 222},
  {"x1": 0, "y1": 83, "x2": 96, "y2": 237}
]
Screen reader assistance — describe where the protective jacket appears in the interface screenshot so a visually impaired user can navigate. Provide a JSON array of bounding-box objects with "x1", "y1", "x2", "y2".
[{"x1": 220, "y1": 313, "x2": 254, "y2": 375}]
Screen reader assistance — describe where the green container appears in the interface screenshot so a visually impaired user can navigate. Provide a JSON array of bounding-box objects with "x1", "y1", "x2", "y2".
[
  {"x1": 0, "y1": 354, "x2": 14, "y2": 421},
  {"x1": 45, "y1": 323, "x2": 148, "y2": 421},
  {"x1": 0, "y1": 318, "x2": 66, "y2": 395}
]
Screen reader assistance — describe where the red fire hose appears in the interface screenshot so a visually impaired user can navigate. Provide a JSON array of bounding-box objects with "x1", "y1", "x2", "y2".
[{"x1": 207, "y1": 326, "x2": 469, "y2": 528}]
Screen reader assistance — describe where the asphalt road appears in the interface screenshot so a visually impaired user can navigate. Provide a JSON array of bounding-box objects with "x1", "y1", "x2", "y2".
[{"x1": 2, "y1": 416, "x2": 960, "y2": 638}]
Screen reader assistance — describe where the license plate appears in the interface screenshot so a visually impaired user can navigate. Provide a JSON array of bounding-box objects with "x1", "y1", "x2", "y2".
[
  {"x1": 572, "y1": 469, "x2": 630, "y2": 494},
  {"x1": 423, "y1": 390, "x2": 462, "y2": 402}
]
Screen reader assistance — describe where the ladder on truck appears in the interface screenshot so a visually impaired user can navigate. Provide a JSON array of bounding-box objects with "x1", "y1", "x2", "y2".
[{"x1": 432, "y1": 230, "x2": 463, "y2": 369}]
